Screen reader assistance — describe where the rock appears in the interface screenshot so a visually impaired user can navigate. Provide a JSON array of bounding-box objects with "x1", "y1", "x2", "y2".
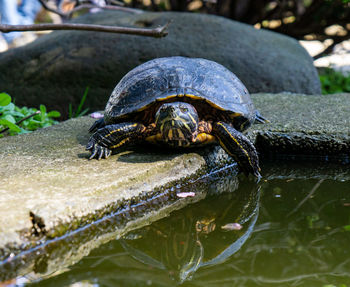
[
  {"x1": 1, "y1": 93, "x2": 349, "y2": 279},
  {"x1": 0, "y1": 11, "x2": 320, "y2": 117},
  {"x1": 0, "y1": 114, "x2": 236, "y2": 281},
  {"x1": 0, "y1": 115, "x2": 210, "y2": 263},
  {"x1": 252, "y1": 93, "x2": 350, "y2": 161}
]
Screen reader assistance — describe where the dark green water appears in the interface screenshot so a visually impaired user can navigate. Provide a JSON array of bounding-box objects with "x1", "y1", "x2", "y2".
[{"x1": 6, "y1": 162, "x2": 350, "y2": 287}]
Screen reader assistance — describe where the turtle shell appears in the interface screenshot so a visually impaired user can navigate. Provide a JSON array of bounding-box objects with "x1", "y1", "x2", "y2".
[{"x1": 105, "y1": 57, "x2": 256, "y2": 130}]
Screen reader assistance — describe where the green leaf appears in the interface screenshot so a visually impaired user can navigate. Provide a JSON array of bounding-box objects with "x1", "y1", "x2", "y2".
[
  {"x1": 17, "y1": 106, "x2": 31, "y2": 114},
  {"x1": 9, "y1": 111, "x2": 25, "y2": 118},
  {"x1": 0, "y1": 93, "x2": 60, "y2": 137},
  {"x1": 40, "y1": 104, "x2": 46, "y2": 114},
  {"x1": 2, "y1": 102, "x2": 15, "y2": 112},
  {"x1": 42, "y1": 122, "x2": 52, "y2": 128},
  {"x1": 76, "y1": 86, "x2": 89, "y2": 116},
  {"x1": 47, "y1": 110, "x2": 61, "y2": 118},
  {"x1": 3, "y1": 114, "x2": 16, "y2": 124},
  {"x1": 0, "y1": 93, "x2": 11, "y2": 106},
  {"x1": 68, "y1": 103, "x2": 73, "y2": 119},
  {"x1": 33, "y1": 113, "x2": 42, "y2": 121},
  {"x1": 343, "y1": 225, "x2": 350, "y2": 231},
  {"x1": 17, "y1": 128, "x2": 30, "y2": 134},
  {"x1": 77, "y1": 108, "x2": 89, "y2": 117},
  {"x1": 320, "y1": 68, "x2": 350, "y2": 94},
  {"x1": 0, "y1": 119, "x2": 21, "y2": 133},
  {"x1": 40, "y1": 105, "x2": 47, "y2": 122}
]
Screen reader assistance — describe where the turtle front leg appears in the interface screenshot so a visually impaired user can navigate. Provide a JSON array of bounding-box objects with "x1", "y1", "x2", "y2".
[
  {"x1": 88, "y1": 118, "x2": 106, "y2": 133},
  {"x1": 86, "y1": 122, "x2": 146, "y2": 160},
  {"x1": 212, "y1": 121, "x2": 261, "y2": 178}
]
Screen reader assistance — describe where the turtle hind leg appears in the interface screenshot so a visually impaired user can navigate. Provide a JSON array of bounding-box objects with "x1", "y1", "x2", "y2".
[
  {"x1": 86, "y1": 122, "x2": 147, "y2": 160},
  {"x1": 212, "y1": 121, "x2": 261, "y2": 178}
]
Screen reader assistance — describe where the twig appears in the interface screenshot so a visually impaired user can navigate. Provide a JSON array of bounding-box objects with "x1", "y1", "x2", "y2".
[
  {"x1": 0, "y1": 111, "x2": 40, "y2": 134},
  {"x1": 287, "y1": 179, "x2": 324, "y2": 217},
  {"x1": 0, "y1": 22, "x2": 169, "y2": 38}
]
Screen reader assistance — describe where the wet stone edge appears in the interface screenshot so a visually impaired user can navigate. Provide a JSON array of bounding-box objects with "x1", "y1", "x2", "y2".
[
  {"x1": 255, "y1": 131, "x2": 350, "y2": 164},
  {"x1": 0, "y1": 148, "x2": 236, "y2": 281}
]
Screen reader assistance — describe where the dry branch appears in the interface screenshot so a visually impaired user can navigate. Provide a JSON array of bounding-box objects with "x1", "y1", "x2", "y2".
[{"x1": 0, "y1": 22, "x2": 169, "y2": 38}]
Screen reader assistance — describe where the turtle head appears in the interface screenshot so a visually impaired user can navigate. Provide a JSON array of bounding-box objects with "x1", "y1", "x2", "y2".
[{"x1": 155, "y1": 102, "x2": 199, "y2": 147}]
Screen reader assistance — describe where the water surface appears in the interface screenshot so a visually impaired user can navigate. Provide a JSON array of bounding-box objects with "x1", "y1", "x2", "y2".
[{"x1": 8, "y1": 162, "x2": 350, "y2": 286}]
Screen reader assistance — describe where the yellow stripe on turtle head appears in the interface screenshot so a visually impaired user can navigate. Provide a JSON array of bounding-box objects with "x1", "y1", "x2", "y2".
[
  {"x1": 177, "y1": 129, "x2": 185, "y2": 139},
  {"x1": 187, "y1": 113, "x2": 197, "y2": 126},
  {"x1": 181, "y1": 121, "x2": 192, "y2": 134}
]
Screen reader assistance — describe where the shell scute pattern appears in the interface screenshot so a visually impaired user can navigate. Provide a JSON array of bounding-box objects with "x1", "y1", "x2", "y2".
[{"x1": 105, "y1": 57, "x2": 255, "y2": 126}]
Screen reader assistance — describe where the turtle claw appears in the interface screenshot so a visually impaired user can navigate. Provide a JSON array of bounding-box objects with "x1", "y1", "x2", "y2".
[
  {"x1": 88, "y1": 145, "x2": 98, "y2": 160},
  {"x1": 86, "y1": 139, "x2": 111, "y2": 160},
  {"x1": 101, "y1": 146, "x2": 112, "y2": 159},
  {"x1": 105, "y1": 148, "x2": 112, "y2": 158},
  {"x1": 98, "y1": 146, "x2": 109, "y2": 160},
  {"x1": 97, "y1": 146, "x2": 103, "y2": 160},
  {"x1": 86, "y1": 141, "x2": 94, "y2": 151}
]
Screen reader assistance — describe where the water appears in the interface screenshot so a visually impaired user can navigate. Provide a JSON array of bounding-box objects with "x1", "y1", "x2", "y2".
[{"x1": 4, "y1": 162, "x2": 350, "y2": 287}]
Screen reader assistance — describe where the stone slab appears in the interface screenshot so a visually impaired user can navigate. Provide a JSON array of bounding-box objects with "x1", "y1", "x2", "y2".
[
  {"x1": 0, "y1": 92, "x2": 349, "y2": 265},
  {"x1": 0, "y1": 116, "x2": 207, "y2": 260},
  {"x1": 252, "y1": 93, "x2": 350, "y2": 159}
]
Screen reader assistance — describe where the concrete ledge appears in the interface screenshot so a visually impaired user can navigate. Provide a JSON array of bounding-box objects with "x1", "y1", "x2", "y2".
[
  {"x1": 0, "y1": 92, "x2": 349, "y2": 272},
  {"x1": 252, "y1": 93, "x2": 350, "y2": 161},
  {"x1": 0, "y1": 116, "x2": 216, "y2": 261}
]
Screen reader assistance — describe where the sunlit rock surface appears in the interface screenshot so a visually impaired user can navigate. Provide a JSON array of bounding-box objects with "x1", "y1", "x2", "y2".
[{"x1": 0, "y1": 115, "x2": 209, "y2": 262}]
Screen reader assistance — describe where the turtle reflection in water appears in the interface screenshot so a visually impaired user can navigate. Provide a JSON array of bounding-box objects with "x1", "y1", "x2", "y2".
[
  {"x1": 120, "y1": 183, "x2": 260, "y2": 283},
  {"x1": 87, "y1": 57, "x2": 266, "y2": 177}
]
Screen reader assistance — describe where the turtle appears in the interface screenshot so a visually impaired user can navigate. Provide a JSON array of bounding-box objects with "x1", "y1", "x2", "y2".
[{"x1": 86, "y1": 57, "x2": 265, "y2": 177}]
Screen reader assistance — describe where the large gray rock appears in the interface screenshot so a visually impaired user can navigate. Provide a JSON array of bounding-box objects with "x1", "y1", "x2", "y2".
[{"x1": 0, "y1": 11, "x2": 320, "y2": 117}]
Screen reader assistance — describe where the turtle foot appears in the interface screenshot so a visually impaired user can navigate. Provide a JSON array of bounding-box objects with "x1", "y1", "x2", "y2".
[{"x1": 86, "y1": 139, "x2": 112, "y2": 160}]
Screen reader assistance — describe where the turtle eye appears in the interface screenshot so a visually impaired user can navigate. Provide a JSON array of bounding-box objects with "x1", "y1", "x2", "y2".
[{"x1": 180, "y1": 107, "x2": 188, "y2": 113}]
